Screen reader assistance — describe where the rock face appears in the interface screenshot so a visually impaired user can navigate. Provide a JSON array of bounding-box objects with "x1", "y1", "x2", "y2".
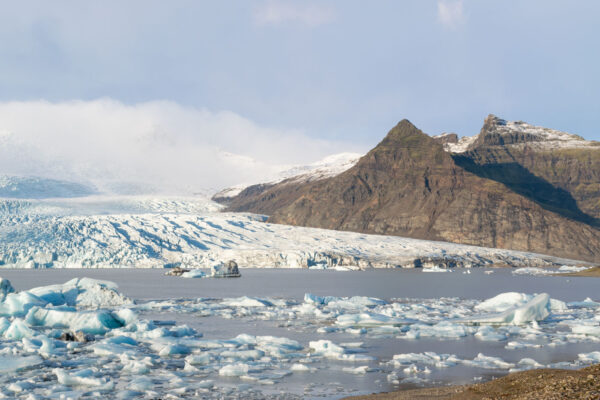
[{"x1": 216, "y1": 117, "x2": 600, "y2": 263}]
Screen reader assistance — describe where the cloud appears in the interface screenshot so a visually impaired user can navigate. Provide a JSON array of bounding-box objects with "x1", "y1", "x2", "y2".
[
  {"x1": 254, "y1": 1, "x2": 335, "y2": 27},
  {"x1": 437, "y1": 0, "x2": 466, "y2": 29},
  {"x1": 0, "y1": 99, "x2": 350, "y2": 194}
]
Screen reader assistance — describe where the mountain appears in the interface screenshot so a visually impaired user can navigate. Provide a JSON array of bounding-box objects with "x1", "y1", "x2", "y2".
[
  {"x1": 214, "y1": 116, "x2": 600, "y2": 263},
  {"x1": 213, "y1": 152, "x2": 362, "y2": 207}
]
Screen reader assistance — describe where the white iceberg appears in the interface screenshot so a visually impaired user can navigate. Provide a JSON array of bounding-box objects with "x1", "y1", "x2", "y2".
[{"x1": 463, "y1": 293, "x2": 552, "y2": 325}]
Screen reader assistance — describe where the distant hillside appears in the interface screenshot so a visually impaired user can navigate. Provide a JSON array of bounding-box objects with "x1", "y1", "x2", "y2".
[{"x1": 215, "y1": 116, "x2": 600, "y2": 263}]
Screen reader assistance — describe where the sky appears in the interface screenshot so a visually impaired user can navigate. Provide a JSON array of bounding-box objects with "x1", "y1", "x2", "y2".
[{"x1": 0, "y1": 1, "x2": 598, "y2": 192}]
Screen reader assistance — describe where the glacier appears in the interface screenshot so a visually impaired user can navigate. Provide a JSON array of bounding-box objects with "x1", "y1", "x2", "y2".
[{"x1": 0, "y1": 195, "x2": 584, "y2": 270}]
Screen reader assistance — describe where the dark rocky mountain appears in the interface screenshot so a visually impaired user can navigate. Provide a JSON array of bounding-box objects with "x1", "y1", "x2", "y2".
[{"x1": 215, "y1": 116, "x2": 600, "y2": 263}]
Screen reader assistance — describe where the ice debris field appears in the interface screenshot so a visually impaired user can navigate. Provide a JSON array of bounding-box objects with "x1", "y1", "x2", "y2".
[
  {"x1": 0, "y1": 196, "x2": 581, "y2": 270},
  {"x1": 1, "y1": 275, "x2": 600, "y2": 399}
]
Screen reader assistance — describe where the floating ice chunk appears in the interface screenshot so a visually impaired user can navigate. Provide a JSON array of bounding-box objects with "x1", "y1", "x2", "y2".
[
  {"x1": 0, "y1": 316, "x2": 9, "y2": 335},
  {"x1": 402, "y1": 364, "x2": 431, "y2": 375},
  {"x1": 304, "y1": 293, "x2": 339, "y2": 305},
  {"x1": 405, "y1": 321, "x2": 470, "y2": 339},
  {"x1": 0, "y1": 355, "x2": 43, "y2": 373},
  {"x1": 342, "y1": 366, "x2": 372, "y2": 374},
  {"x1": 422, "y1": 266, "x2": 449, "y2": 273},
  {"x1": 27, "y1": 278, "x2": 131, "y2": 308},
  {"x1": 512, "y1": 267, "x2": 554, "y2": 276},
  {"x1": 308, "y1": 339, "x2": 373, "y2": 361},
  {"x1": 558, "y1": 265, "x2": 590, "y2": 273},
  {"x1": 578, "y1": 351, "x2": 600, "y2": 364},
  {"x1": 54, "y1": 368, "x2": 114, "y2": 390},
  {"x1": 463, "y1": 293, "x2": 551, "y2": 325},
  {"x1": 474, "y1": 326, "x2": 507, "y2": 341},
  {"x1": 4, "y1": 318, "x2": 35, "y2": 339},
  {"x1": 463, "y1": 353, "x2": 515, "y2": 369},
  {"x1": 391, "y1": 352, "x2": 460, "y2": 369},
  {"x1": 475, "y1": 292, "x2": 532, "y2": 313},
  {"x1": 158, "y1": 343, "x2": 191, "y2": 356},
  {"x1": 180, "y1": 270, "x2": 207, "y2": 278},
  {"x1": 509, "y1": 358, "x2": 544, "y2": 372},
  {"x1": 129, "y1": 377, "x2": 154, "y2": 391},
  {"x1": 309, "y1": 340, "x2": 345, "y2": 358},
  {"x1": 221, "y1": 296, "x2": 274, "y2": 307},
  {"x1": 105, "y1": 336, "x2": 138, "y2": 346},
  {"x1": 7, "y1": 380, "x2": 35, "y2": 393},
  {"x1": 568, "y1": 298, "x2": 600, "y2": 308},
  {"x1": 93, "y1": 343, "x2": 136, "y2": 357},
  {"x1": 571, "y1": 325, "x2": 600, "y2": 336},
  {"x1": 211, "y1": 262, "x2": 240, "y2": 278},
  {"x1": 291, "y1": 363, "x2": 316, "y2": 372},
  {"x1": 0, "y1": 277, "x2": 15, "y2": 301},
  {"x1": 0, "y1": 292, "x2": 47, "y2": 317},
  {"x1": 111, "y1": 308, "x2": 138, "y2": 326},
  {"x1": 219, "y1": 363, "x2": 249, "y2": 377},
  {"x1": 221, "y1": 349, "x2": 265, "y2": 362},
  {"x1": 25, "y1": 306, "x2": 124, "y2": 334},
  {"x1": 336, "y1": 312, "x2": 411, "y2": 328},
  {"x1": 185, "y1": 353, "x2": 212, "y2": 366},
  {"x1": 505, "y1": 341, "x2": 542, "y2": 350}
]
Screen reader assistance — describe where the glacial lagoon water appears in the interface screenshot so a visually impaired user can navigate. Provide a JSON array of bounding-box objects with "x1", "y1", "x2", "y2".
[{"x1": 1, "y1": 267, "x2": 599, "y2": 399}]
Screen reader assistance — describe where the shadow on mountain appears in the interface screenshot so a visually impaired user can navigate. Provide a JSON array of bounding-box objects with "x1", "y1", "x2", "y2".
[{"x1": 453, "y1": 155, "x2": 600, "y2": 227}]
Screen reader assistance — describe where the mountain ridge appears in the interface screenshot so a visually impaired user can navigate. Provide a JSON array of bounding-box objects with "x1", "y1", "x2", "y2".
[{"x1": 215, "y1": 116, "x2": 600, "y2": 263}]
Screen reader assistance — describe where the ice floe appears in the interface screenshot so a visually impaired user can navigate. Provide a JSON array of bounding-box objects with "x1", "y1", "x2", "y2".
[{"x1": 0, "y1": 276, "x2": 598, "y2": 398}]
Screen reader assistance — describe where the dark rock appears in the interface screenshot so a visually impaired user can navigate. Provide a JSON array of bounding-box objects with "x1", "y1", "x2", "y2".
[
  {"x1": 59, "y1": 331, "x2": 93, "y2": 342},
  {"x1": 164, "y1": 267, "x2": 190, "y2": 276}
]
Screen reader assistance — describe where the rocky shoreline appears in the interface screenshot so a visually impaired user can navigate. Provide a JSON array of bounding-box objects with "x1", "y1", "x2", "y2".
[{"x1": 345, "y1": 364, "x2": 600, "y2": 400}]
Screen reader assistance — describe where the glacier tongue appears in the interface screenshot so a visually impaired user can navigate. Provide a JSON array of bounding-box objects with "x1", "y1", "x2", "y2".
[{"x1": 0, "y1": 196, "x2": 577, "y2": 269}]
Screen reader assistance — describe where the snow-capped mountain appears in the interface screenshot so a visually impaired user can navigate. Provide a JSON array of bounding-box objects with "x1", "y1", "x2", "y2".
[
  {"x1": 213, "y1": 152, "x2": 362, "y2": 201},
  {"x1": 443, "y1": 114, "x2": 600, "y2": 153}
]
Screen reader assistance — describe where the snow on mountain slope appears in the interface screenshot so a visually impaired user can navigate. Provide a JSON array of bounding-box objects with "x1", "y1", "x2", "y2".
[
  {"x1": 445, "y1": 115, "x2": 600, "y2": 153},
  {"x1": 214, "y1": 152, "x2": 362, "y2": 199},
  {"x1": 0, "y1": 196, "x2": 577, "y2": 269},
  {"x1": 0, "y1": 175, "x2": 96, "y2": 199}
]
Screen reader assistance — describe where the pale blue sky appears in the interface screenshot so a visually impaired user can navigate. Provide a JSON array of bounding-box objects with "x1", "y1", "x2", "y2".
[{"x1": 1, "y1": 0, "x2": 599, "y2": 149}]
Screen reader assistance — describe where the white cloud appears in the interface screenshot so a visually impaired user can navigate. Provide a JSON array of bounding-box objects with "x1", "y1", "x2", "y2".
[
  {"x1": 0, "y1": 99, "x2": 349, "y2": 194},
  {"x1": 437, "y1": 0, "x2": 466, "y2": 29},
  {"x1": 254, "y1": 1, "x2": 335, "y2": 27}
]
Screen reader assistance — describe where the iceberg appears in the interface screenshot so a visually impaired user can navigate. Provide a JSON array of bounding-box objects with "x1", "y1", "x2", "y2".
[
  {"x1": 463, "y1": 293, "x2": 552, "y2": 325},
  {"x1": 27, "y1": 278, "x2": 131, "y2": 308},
  {"x1": 211, "y1": 260, "x2": 241, "y2": 278},
  {"x1": 0, "y1": 277, "x2": 15, "y2": 301},
  {"x1": 25, "y1": 306, "x2": 125, "y2": 334}
]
